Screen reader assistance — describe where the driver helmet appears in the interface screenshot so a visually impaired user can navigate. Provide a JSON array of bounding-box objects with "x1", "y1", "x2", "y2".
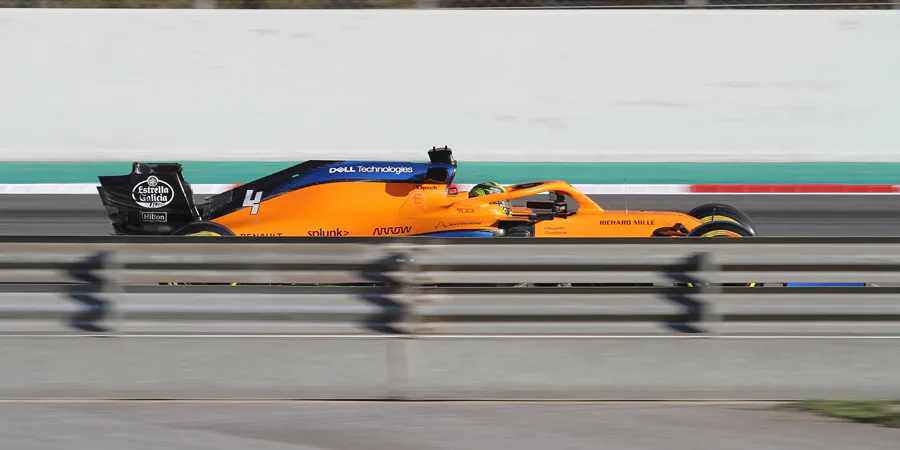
[{"x1": 469, "y1": 181, "x2": 512, "y2": 216}]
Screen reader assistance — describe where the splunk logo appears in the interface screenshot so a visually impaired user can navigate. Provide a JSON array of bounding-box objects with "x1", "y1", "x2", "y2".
[
  {"x1": 329, "y1": 165, "x2": 414, "y2": 174},
  {"x1": 372, "y1": 226, "x2": 412, "y2": 236},
  {"x1": 308, "y1": 227, "x2": 350, "y2": 236}
]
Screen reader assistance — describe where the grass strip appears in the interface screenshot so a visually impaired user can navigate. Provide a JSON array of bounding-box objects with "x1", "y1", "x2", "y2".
[{"x1": 788, "y1": 399, "x2": 900, "y2": 427}]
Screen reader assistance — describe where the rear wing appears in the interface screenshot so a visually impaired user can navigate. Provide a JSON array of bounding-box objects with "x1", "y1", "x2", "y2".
[{"x1": 97, "y1": 162, "x2": 200, "y2": 235}]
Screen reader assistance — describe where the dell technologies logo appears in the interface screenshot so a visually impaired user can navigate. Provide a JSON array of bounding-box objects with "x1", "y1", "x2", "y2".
[{"x1": 329, "y1": 166, "x2": 414, "y2": 174}]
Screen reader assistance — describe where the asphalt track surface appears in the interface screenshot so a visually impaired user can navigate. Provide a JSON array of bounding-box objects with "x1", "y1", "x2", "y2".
[
  {"x1": 0, "y1": 194, "x2": 897, "y2": 236},
  {"x1": 0, "y1": 401, "x2": 897, "y2": 450}
]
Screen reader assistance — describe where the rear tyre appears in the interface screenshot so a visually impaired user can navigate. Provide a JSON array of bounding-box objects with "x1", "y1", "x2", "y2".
[
  {"x1": 166, "y1": 222, "x2": 235, "y2": 285},
  {"x1": 687, "y1": 203, "x2": 757, "y2": 236},
  {"x1": 172, "y1": 221, "x2": 235, "y2": 236}
]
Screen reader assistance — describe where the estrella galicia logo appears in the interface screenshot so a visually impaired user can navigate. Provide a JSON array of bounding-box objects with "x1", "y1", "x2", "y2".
[{"x1": 132, "y1": 176, "x2": 174, "y2": 209}]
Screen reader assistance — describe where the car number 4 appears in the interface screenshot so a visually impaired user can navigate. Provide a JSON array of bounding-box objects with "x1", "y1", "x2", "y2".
[{"x1": 243, "y1": 190, "x2": 263, "y2": 215}]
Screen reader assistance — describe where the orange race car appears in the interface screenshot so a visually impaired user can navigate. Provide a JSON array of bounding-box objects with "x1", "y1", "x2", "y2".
[{"x1": 96, "y1": 147, "x2": 757, "y2": 239}]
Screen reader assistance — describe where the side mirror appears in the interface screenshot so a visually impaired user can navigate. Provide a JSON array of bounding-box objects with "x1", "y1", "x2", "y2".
[{"x1": 549, "y1": 191, "x2": 567, "y2": 214}]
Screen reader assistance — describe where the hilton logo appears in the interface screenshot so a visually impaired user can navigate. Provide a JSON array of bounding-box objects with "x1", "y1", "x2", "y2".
[{"x1": 141, "y1": 211, "x2": 168, "y2": 223}]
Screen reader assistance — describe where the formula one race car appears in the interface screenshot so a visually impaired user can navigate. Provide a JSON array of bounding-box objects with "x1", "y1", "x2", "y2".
[{"x1": 96, "y1": 147, "x2": 758, "y2": 239}]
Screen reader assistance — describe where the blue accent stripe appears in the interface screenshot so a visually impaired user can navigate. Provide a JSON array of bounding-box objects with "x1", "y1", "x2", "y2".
[
  {"x1": 271, "y1": 161, "x2": 456, "y2": 196},
  {"x1": 415, "y1": 230, "x2": 496, "y2": 238},
  {"x1": 784, "y1": 283, "x2": 868, "y2": 287}
]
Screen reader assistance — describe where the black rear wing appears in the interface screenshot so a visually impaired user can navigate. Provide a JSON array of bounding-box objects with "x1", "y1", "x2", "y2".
[{"x1": 97, "y1": 162, "x2": 201, "y2": 235}]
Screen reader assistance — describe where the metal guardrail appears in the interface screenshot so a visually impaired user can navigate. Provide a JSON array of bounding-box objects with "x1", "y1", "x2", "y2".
[{"x1": 2, "y1": 236, "x2": 898, "y2": 337}]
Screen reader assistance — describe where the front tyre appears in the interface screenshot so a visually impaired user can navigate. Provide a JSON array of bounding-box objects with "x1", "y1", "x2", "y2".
[
  {"x1": 686, "y1": 221, "x2": 760, "y2": 287},
  {"x1": 688, "y1": 221, "x2": 754, "y2": 238},
  {"x1": 687, "y1": 203, "x2": 757, "y2": 236}
]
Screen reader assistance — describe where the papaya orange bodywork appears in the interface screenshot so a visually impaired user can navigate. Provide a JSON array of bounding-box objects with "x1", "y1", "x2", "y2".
[{"x1": 210, "y1": 180, "x2": 705, "y2": 238}]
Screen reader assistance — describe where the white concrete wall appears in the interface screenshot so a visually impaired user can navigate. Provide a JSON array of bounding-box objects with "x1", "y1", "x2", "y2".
[{"x1": 1, "y1": 9, "x2": 899, "y2": 162}]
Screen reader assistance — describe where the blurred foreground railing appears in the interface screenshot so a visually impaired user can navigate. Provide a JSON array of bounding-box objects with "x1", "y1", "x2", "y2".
[
  {"x1": 1, "y1": 236, "x2": 900, "y2": 400},
  {"x1": 1, "y1": 236, "x2": 898, "y2": 337}
]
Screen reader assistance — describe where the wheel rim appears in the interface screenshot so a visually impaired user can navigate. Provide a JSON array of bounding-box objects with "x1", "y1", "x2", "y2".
[
  {"x1": 693, "y1": 223, "x2": 753, "y2": 286},
  {"x1": 184, "y1": 231, "x2": 223, "y2": 237},
  {"x1": 699, "y1": 229, "x2": 743, "y2": 238},
  {"x1": 699, "y1": 215, "x2": 740, "y2": 225}
]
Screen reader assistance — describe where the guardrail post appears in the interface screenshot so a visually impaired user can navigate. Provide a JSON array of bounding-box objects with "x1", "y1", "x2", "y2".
[
  {"x1": 394, "y1": 244, "x2": 425, "y2": 335},
  {"x1": 103, "y1": 247, "x2": 124, "y2": 337},
  {"x1": 384, "y1": 242, "x2": 424, "y2": 400},
  {"x1": 662, "y1": 252, "x2": 713, "y2": 335},
  {"x1": 697, "y1": 250, "x2": 720, "y2": 337},
  {"x1": 66, "y1": 249, "x2": 118, "y2": 336}
]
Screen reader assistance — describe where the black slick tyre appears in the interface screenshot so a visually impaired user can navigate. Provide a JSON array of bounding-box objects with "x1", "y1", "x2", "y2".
[
  {"x1": 687, "y1": 203, "x2": 757, "y2": 236},
  {"x1": 686, "y1": 221, "x2": 760, "y2": 287},
  {"x1": 167, "y1": 222, "x2": 235, "y2": 285},
  {"x1": 687, "y1": 221, "x2": 754, "y2": 238},
  {"x1": 172, "y1": 221, "x2": 235, "y2": 237}
]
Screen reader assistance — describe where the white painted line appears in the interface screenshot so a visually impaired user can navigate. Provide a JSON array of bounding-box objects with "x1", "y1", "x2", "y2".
[
  {"x1": 683, "y1": 192, "x2": 900, "y2": 196},
  {"x1": 0, "y1": 183, "x2": 99, "y2": 194},
  {"x1": 575, "y1": 184, "x2": 692, "y2": 195},
  {"x1": 0, "y1": 184, "x2": 235, "y2": 195}
]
